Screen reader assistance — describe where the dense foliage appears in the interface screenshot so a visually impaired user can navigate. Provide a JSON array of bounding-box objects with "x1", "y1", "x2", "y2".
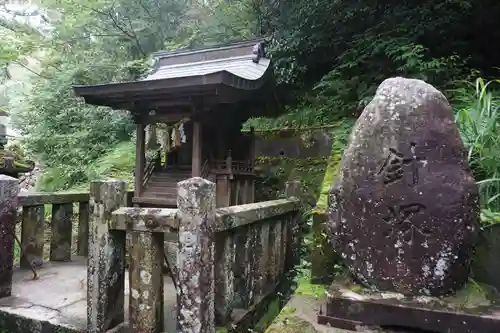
[{"x1": 1, "y1": 0, "x2": 500, "y2": 219}]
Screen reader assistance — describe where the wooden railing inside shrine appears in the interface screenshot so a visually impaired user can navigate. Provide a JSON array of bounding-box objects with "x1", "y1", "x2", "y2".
[
  {"x1": 0, "y1": 176, "x2": 301, "y2": 333},
  {"x1": 142, "y1": 149, "x2": 161, "y2": 187},
  {"x1": 212, "y1": 156, "x2": 255, "y2": 175}
]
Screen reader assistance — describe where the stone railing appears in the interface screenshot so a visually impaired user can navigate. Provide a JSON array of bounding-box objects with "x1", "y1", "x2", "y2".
[
  {"x1": 15, "y1": 189, "x2": 134, "y2": 269},
  {"x1": 93, "y1": 177, "x2": 301, "y2": 333},
  {"x1": 0, "y1": 174, "x2": 300, "y2": 332},
  {"x1": 17, "y1": 190, "x2": 90, "y2": 269}
]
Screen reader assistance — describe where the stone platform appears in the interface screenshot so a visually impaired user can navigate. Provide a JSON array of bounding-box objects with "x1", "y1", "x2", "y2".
[
  {"x1": 318, "y1": 279, "x2": 500, "y2": 333},
  {"x1": 0, "y1": 256, "x2": 177, "y2": 333}
]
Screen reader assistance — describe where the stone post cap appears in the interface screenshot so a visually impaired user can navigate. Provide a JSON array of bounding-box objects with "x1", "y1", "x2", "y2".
[
  {"x1": 0, "y1": 174, "x2": 18, "y2": 183},
  {"x1": 177, "y1": 177, "x2": 216, "y2": 211},
  {"x1": 89, "y1": 179, "x2": 128, "y2": 209},
  {"x1": 177, "y1": 177, "x2": 215, "y2": 191},
  {"x1": 90, "y1": 178, "x2": 128, "y2": 185},
  {"x1": 0, "y1": 175, "x2": 19, "y2": 208}
]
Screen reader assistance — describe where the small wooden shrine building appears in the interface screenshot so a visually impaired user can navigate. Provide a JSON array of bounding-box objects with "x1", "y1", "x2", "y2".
[{"x1": 73, "y1": 39, "x2": 282, "y2": 208}]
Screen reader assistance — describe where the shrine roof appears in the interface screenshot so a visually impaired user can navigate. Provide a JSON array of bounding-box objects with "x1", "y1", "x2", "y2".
[{"x1": 72, "y1": 39, "x2": 281, "y2": 115}]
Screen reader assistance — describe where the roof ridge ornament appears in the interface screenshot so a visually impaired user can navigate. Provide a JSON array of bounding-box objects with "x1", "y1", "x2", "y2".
[{"x1": 252, "y1": 42, "x2": 265, "y2": 63}]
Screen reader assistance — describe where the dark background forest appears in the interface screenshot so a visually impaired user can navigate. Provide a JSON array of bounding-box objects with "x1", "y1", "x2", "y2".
[{"x1": 2, "y1": 0, "x2": 500, "y2": 220}]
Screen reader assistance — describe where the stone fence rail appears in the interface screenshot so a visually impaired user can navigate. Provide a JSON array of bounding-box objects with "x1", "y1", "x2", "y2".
[{"x1": 0, "y1": 175, "x2": 301, "y2": 333}]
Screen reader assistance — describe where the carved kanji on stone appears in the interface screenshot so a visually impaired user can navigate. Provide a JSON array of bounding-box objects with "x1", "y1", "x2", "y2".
[
  {"x1": 382, "y1": 203, "x2": 431, "y2": 244},
  {"x1": 378, "y1": 143, "x2": 427, "y2": 185},
  {"x1": 328, "y1": 77, "x2": 480, "y2": 296}
]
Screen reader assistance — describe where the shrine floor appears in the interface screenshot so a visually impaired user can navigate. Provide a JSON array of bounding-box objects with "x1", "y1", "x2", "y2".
[{"x1": 0, "y1": 256, "x2": 177, "y2": 332}]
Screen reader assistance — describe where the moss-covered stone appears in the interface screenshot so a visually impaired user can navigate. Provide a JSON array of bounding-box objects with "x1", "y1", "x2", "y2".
[
  {"x1": 308, "y1": 120, "x2": 353, "y2": 284},
  {"x1": 254, "y1": 156, "x2": 328, "y2": 207},
  {"x1": 294, "y1": 273, "x2": 327, "y2": 300},
  {"x1": 0, "y1": 149, "x2": 35, "y2": 174},
  {"x1": 312, "y1": 120, "x2": 353, "y2": 214}
]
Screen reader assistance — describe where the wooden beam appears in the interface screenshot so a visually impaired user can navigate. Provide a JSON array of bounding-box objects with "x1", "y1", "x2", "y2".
[
  {"x1": 192, "y1": 120, "x2": 201, "y2": 177},
  {"x1": 142, "y1": 113, "x2": 191, "y2": 124},
  {"x1": 135, "y1": 123, "x2": 145, "y2": 196}
]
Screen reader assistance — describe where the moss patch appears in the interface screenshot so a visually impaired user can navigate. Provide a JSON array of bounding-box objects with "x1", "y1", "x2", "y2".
[
  {"x1": 295, "y1": 276, "x2": 327, "y2": 300},
  {"x1": 255, "y1": 298, "x2": 283, "y2": 332},
  {"x1": 444, "y1": 280, "x2": 492, "y2": 310},
  {"x1": 254, "y1": 156, "x2": 328, "y2": 206},
  {"x1": 312, "y1": 119, "x2": 353, "y2": 214}
]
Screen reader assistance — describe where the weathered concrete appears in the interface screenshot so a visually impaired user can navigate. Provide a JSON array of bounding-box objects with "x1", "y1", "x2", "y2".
[
  {"x1": 233, "y1": 227, "x2": 253, "y2": 309},
  {"x1": 111, "y1": 207, "x2": 178, "y2": 232},
  {"x1": 18, "y1": 190, "x2": 135, "y2": 207},
  {"x1": 88, "y1": 180, "x2": 127, "y2": 332},
  {"x1": 258, "y1": 223, "x2": 270, "y2": 294},
  {"x1": 20, "y1": 205, "x2": 45, "y2": 269},
  {"x1": 50, "y1": 203, "x2": 74, "y2": 262},
  {"x1": 18, "y1": 191, "x2": 89, "y2": 207},
  {"x1": 215, "y1": 198, "x2": 300, "y2": 232},
  {"x1": 0, "y1": 175, "x2": 19, "y2": 298},
  {"x1": 0, "y1": 257, "x2": 178, "y2": 333},
  {"x1": 176, "y1": 177, "x2": 216, "y2": 333},
  {"x1": 214, "y1": 231, "x2": 235, "y2": 325},
  {"x1": 285, "y1": 181, "x2": 301, "y2": 271},
  {"x1": 128, "y1": 231, "x2": 164, "y2": 333}
]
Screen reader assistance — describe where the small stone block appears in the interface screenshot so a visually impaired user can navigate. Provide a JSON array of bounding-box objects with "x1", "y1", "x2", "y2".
[
  {"x1": 320, "y1": 280, "x2": 500, "y2": 333},
  {"x1": 20, "y1": 205, "x2": 45, "y2": 269},
  {"x1": 50, "y1": 203, "x2": 73, "y2": 262}
]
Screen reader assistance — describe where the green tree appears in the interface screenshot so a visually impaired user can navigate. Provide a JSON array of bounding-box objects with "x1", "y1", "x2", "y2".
[{"x1": 6, "y1": 0, "x2": 191, "y2": 190}]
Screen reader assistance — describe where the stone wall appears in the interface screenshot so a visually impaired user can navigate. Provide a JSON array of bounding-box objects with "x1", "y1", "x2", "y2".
[
  {"x1": 252, "y1": 122, "x2": 354, "y2": 285},
  {"x1": 253, "y1": 128, "x2": 335, "y2": 206}
]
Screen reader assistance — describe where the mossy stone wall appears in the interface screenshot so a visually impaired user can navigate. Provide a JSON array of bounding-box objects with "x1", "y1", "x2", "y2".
[{"x1": 253, "y1": 121, "x2": 354, "y2": 285}]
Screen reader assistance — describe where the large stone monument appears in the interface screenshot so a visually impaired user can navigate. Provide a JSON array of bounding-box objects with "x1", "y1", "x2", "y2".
[{"x1": 328, "y1": 77, "x2": 479, "y2": 295}]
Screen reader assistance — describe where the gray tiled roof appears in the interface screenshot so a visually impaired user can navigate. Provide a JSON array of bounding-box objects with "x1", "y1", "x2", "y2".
[
  {"x1": 72, "y1": 39, "x2": 280, "y2": 113},
  {"x1": 144, "y1": 56, "x2": 270, "y2": 82}
]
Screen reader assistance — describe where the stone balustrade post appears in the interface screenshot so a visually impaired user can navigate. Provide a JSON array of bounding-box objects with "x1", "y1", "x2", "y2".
[
  {"x1": 0, "y1": 175, "x2": 18, "y2": 298},
  {"x1": 176, "y1": 177, "x2": 216, "y2": 333},
  {"x1": 285, "y1": 180, "x2": 301, "y2": 271},
  {"x1": 87, "y1": 180, "x2": 127, "y2": 333}
]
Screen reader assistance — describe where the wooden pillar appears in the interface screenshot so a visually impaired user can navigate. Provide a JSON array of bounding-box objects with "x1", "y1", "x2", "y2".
[
  {"x1": 135, "y1": 123, "x2": 145, "y2": 196},
  {"x1": 216, "y1": 177, "x2": 231, "y2": 208},
  {"x1": 242, "y1": 179, "x2": 249, "y2": 204},
  {"x1": 192, "y1": 120, "x2": 201, "y2": 177}
]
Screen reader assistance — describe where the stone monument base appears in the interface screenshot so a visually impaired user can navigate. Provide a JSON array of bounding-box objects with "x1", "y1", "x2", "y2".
[{"x1": 317, "y1": 277, "x2": 500, "y2": 332}]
